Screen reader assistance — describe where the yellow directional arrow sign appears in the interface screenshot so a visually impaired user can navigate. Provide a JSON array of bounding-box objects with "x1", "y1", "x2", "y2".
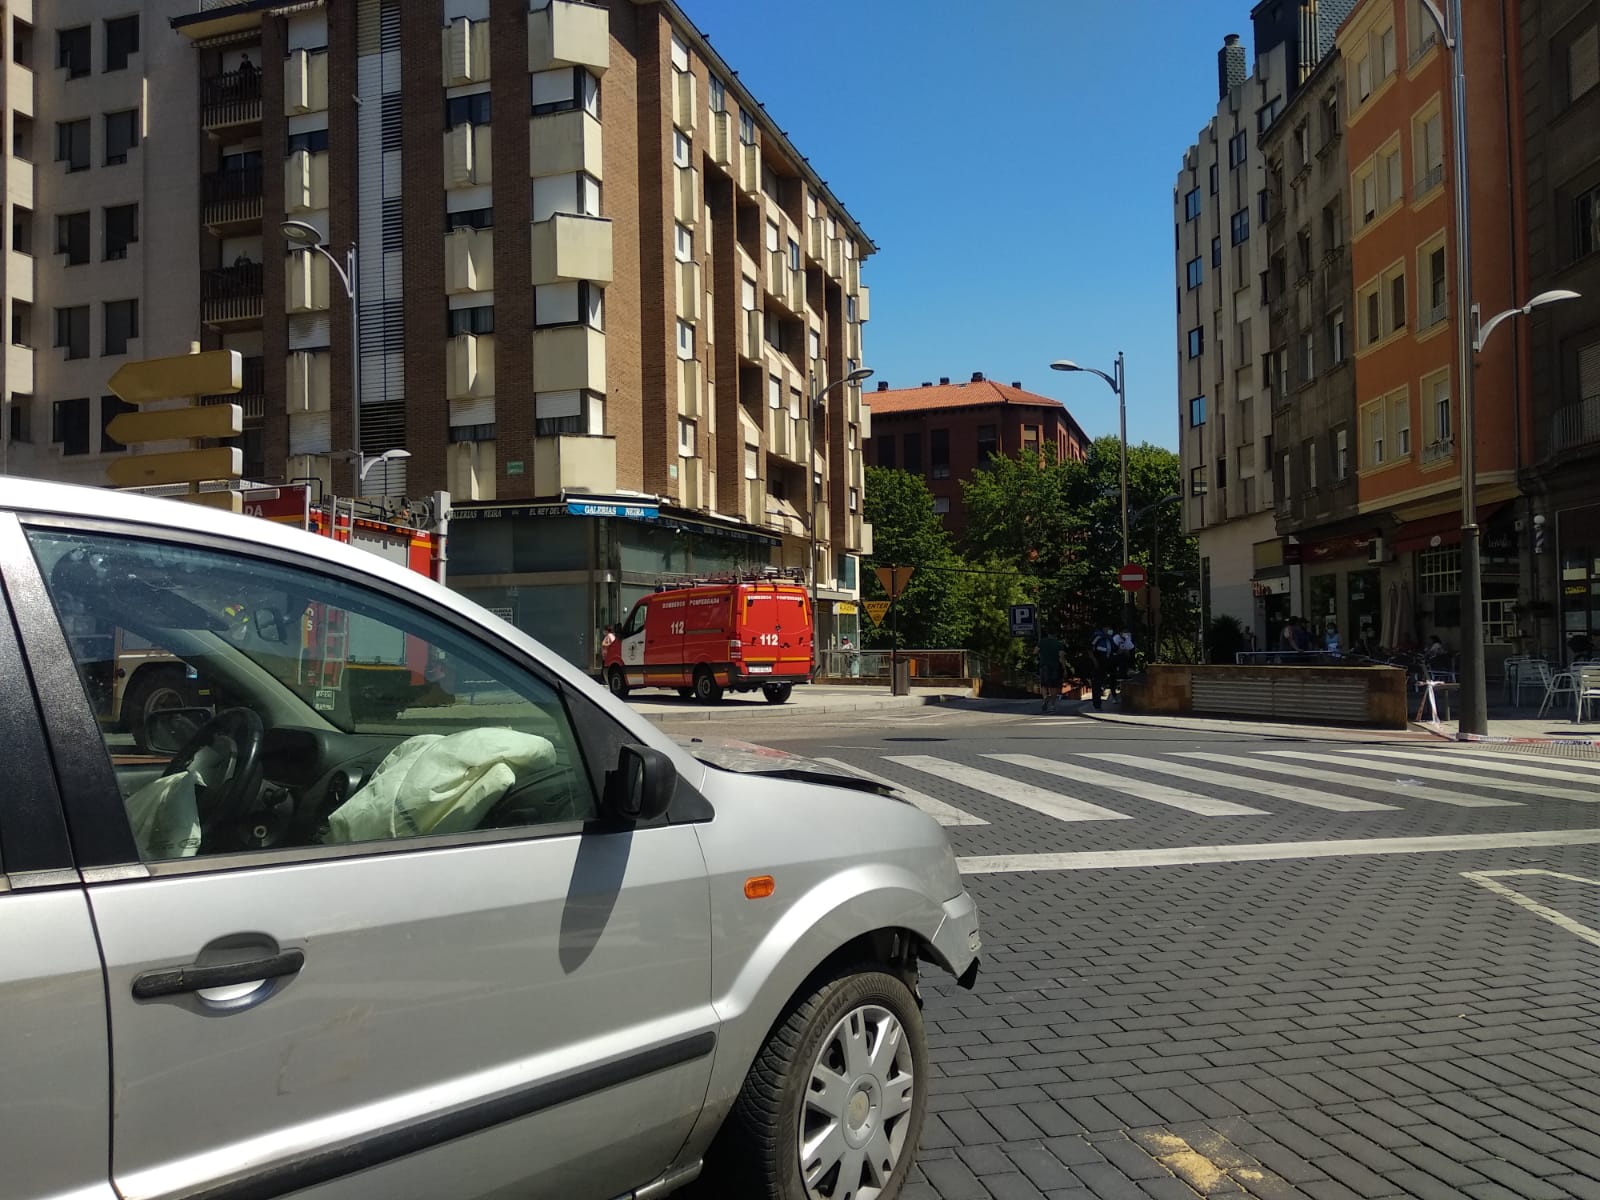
[
  {"x1": 107, "y1": 350, "x2": 241, "y2": 405},
  {"x1": 105, "y1": 448, "x2": 242, "y2": 489},
  {"x1": 107, "y1": 404, "x2": 242, "y2": 445},
  {"x1": 863, "y1": 600, "x2": 892, "y2": 624}
]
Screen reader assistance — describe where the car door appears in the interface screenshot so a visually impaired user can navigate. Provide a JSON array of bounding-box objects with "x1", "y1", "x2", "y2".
[
  {"x1": 0, "y1": 521, "x2": 115, "y2": 1200},
  {"x1": 12, "y1": 518, "x2": 717, "y2": 1200}
]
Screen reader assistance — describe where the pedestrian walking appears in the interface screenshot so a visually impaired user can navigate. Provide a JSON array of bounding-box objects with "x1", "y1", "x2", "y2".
[
  {"x1": 1089, "y1": 626, "x2": 1115, "y2": 710},
  {"x1": 1114, "y1": 628, "x2": 1136, "y2": 677},
  {"x1": 1037, "y1": 629, "x2": 1065, "y2": 713},
  {"x1": 600, "y1": 623, "x2": 617, "y2": 653}
]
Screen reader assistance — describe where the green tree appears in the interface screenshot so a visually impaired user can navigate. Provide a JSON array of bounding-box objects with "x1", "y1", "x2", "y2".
[{"x1": 861, "y1": 467, "x2": 969, "y2": 648}]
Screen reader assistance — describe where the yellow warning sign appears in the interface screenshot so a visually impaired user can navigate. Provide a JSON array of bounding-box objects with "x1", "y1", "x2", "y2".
[{"x1": 864, "y1": 600, "x2": 892, "y2": 624}]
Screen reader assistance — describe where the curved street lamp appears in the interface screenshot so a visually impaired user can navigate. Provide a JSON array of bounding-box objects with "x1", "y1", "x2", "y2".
[
  {"x1": 1051, "y1": 353, "x2": 1130, "y2": 617},
  {"x1": 809, "y1": 366, "x2": 873, "y2": 663},
  {"x1": 281, "y1": 220, "x2": 363, "y2": 493}
]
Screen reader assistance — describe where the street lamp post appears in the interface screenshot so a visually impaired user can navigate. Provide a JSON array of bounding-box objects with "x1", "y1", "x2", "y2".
[
  {"x1": 809, "y1": 366, "x2": 873, "y2": 668},
  {"x1": 281, "y1": 219, "x2": 361, "y2": 493},
  {"x1": 1416, "y1": 0, "x2": 1581, "y2": 735},
  {"x1": 1052, "y1": 352, "x2": 1129, "y2": 620}
]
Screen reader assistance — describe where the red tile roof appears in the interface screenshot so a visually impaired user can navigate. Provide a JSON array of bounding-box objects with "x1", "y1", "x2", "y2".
[{"x1": 867, "y1": 378, "x2": 1072, "y2": 416}]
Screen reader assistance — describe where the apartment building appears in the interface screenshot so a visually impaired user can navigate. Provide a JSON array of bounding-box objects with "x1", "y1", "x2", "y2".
[
  {"x1": 1519, "y1": 0, "x2": 1600, "y2": 656},
  {"x1": 1260, "y1": 49, "x2": 1363, "y2": 646},
  {"x1": 864, "y1": 373, "x2": 1089, "y2": 537},
  {"x1": 1174, "y1": 4, "x2": 1351, "y2": 645},
  {"x1": 169, "y1": 0, "x2": 874, "y2": 668},
  {"x1": 1339, "y1": 0, "x2": 1525, "y2": 663},
  {"x1": 2, "y1": 1, "x2": 202, "y2": 484}
]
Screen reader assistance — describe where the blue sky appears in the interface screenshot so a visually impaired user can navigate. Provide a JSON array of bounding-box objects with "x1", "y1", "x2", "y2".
[{"x1": 682, "y1": 0, "x2": 1251, "y2": 450}]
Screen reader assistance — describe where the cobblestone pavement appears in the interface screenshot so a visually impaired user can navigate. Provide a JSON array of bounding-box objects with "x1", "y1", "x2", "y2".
[{"x1": 724, "y1": 710, "x2": 1600, "y2": 1200}]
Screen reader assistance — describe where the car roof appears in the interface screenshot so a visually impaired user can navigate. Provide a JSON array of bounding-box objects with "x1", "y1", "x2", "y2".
[{"x1": 0, "y1": 477, "x2": 603, "y2": 701}]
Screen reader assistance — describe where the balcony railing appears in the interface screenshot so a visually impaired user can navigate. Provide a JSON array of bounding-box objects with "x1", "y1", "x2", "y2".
[
  {"x1": 1418, "y1": 163, "x2": 1444, "y2": 196},
  {"x1": 1545, "y1": 397, "x2": 1600, "y2": 460},
  {"x1": 201, "y1": 355, "x2": 264, "y2": 419},
  {"x1": 201, "y1": 68, "x2": 263, "y2": 131},
  {"x1": 1421, "y1": 436, "x2": 1455, "y2": 466},
  {"x1": 202, "y1": 165, "x2": 263, "y2": 227},
  {"x1": 201, "y1": 263, "x2": 263, "y2": 325}
]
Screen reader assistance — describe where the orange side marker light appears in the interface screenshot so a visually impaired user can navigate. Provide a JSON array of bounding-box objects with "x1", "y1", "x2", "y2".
[{"x1": 744, "y1": 875, "x2": 776, "y2": 900}]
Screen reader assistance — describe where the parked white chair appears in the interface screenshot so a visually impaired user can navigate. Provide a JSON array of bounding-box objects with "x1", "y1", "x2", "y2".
[
  {"x1": 1514, "y1": 659, "x2": 1551, "y2": 707},
  {"x1": 1537, "y1": 664, "x2": 1576, "y2": 719},
  {"x1": 1577, "y1": 664, "x2": 1600, "y2": 723}
]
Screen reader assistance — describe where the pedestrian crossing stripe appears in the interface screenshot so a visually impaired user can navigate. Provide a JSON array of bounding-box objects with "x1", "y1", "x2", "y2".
[
  {"x1": 883, "y1": 755, "x2": 1131, "y2": 823},
  {"x1": 984, "y1": 753, "x2": 1267, "y2": 817},
  {"x1": 1175, "y1": 751, "x2": 1517, "y2": 809},
  {"x1": 1449, "y1": 749, "x2": 1600, "y2": 781},
  {"x1": 1258, "y1": 749, "x2": 1600, "y2": 803},
  {"x1": 809, "y1": 757, "x2": 988, "y2": 827},
  {"x1": 1094, "y1": 753, "x2": 1398, "y2": 812}
]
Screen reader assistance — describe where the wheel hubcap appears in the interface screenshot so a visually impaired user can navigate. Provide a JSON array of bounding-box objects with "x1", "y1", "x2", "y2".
[{"x1": 798, "y1": 1004, "x2": 916, "y2": 1200}]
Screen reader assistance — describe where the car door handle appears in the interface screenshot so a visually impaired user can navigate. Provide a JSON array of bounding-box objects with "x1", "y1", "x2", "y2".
[{"x1": 132, "y1": 949, "x2": 305, "y2": 999}]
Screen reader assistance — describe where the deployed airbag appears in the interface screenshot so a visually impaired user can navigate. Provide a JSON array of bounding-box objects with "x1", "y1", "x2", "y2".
[{"x1": 326, "y1": 728, "x2": 557, "y2": 843}]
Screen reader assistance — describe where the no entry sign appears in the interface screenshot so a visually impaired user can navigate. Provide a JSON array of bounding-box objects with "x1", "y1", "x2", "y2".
[{"x1": 1118, "y1": 563, "x2": 1148, "y2": 591}]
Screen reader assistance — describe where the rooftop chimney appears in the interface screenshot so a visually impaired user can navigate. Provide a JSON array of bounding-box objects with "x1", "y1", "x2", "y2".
[
  {"x1": 939, "y1": 376, "x2": 950, "y2": 385},
  {"x1": 1011, "y1": 381, "x2": 1022, "y2": 389},
  {"x1": 876, "y1": 380, "x2": 888, "y2": 391},
  {"x1": 1219, "y1": 33, "x2": 1247, "y2": 99},
  {"x1": 921, "y1": 381, "x2": 932, "y2": 387},
  {"x1": 970, "y1": 371, "x2": 985, "y2": 383}
]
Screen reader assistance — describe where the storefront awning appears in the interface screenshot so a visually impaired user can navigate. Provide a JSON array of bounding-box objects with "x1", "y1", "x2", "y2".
[{"x1": 1392, "y1": 502, "x2": 1509, "y2": 554}]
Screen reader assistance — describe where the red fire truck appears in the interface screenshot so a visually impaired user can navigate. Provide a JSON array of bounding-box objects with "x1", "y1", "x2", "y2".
[
  {"x1": 603, "y1": 574, "x2": 814, "y2": 704},
  {"x1": 102, "y1": 486, "x2": 446, "y2": 745}
]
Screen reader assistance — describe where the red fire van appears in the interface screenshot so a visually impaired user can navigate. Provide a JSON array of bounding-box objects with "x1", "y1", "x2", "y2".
[{"x1": 603, "y1": 578, "x2": 814, "y2": 703}]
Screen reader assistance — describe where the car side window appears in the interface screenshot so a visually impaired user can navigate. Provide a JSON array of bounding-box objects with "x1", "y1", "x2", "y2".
[
  {"x1": 25, "y1": 527, "x2": 598, "y2": 863},
  {"x1": 621, "y1": 602, "x2": 645, "y2": 638}
]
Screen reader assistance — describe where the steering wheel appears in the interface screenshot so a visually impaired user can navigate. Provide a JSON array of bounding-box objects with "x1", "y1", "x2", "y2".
[{"x1": 162, "y1": 708, "x2": 266, "y2": 835}]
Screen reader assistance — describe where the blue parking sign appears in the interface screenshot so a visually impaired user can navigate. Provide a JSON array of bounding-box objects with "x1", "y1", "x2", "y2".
[{"x1": 1009, "y1": 604, "x2": 1037, "y2": 636}]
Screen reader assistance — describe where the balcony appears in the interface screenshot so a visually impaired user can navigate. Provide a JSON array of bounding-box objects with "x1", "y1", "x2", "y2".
[
  {"x1": 1421, "y1": 436, "x2": 1455, "y2": 466},
  {"x1": 446, "y1": 226, "x2": 495, "y2": 293},
  {"x1": 1544, "y1": 398, "x2": 1600, "y2": 460},
  {"x1": 201, "y1": 355, "x2": 264, "y2": 420},
  {"x1": 534, "y1": 433, "x2": 617, "y2": 494},
  {"x1": 739, "y1": 309, "x2": 763, "y2": 363},
  {"x1": 528, "y1": 0, "x2": 610, "y2": 76},
  {"x1": 676, "y1": 259, "x2": 701, "y2": 322},
  {"x1": 528, "y1": 110, "x2": 600, "y2": 181},
  {"x1": 735, "y1": 142, "x2": 760, "y2": 198},
  {"x1": 672, "y1": 69, "x2": 697, "y2": 134},
  {"x1": 201, "y1": 165, "x2": 262, "y2": 231},
  {"x1": 679, "y1": 455, "x2": 703, "y2": 509},
  {"x1": 531, "y1": 325, "x2": 605, "y2": 393},
  {"x1": 201, "y1": 262, "x2": 263, "y2": 326},
  {"x1": 201, "y1": 68, "x2": 262, "y2": 133},
  {"x1": 708, "y1": 111, "x2": 734, "y2": 172},
  {"x1": 1417, "y1": 163, "x2": 1444, "y2": 198},
  {"x1": 530, "y1": 212, "x2": 612, "y2": 285}
]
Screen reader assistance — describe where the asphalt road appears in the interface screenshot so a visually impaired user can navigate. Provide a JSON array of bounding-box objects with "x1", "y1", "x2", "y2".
[{"x1": 682, "y1": 704, "x2": 1600, "y2": 1200}]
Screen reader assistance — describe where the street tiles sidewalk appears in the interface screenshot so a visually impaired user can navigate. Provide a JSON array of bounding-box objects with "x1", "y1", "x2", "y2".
[{"x1": 904, "y1": 849, "x2": 1600, "y2": 1200}]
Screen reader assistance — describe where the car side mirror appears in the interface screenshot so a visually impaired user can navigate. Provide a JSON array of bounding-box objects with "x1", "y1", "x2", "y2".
[
  {"x1": 142, "y1": 707, "x2": 213, "y2": 756},
  {"x1": 603, "y1": 744, "x2": 676, "y2": 823}
]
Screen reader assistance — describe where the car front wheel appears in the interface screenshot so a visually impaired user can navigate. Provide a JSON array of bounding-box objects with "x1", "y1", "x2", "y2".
[
  {"x1": 714, "y1": 967, "x2": 927, "y2": 1200},
  {"x1": 606, "y1": 667, "x2": 629, "y2": 697}
]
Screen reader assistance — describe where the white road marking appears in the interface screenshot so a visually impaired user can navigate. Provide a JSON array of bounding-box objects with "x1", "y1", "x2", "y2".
[
  {"x1": 1180, "y1": 751, "x2": 1515, "y2": 810},
  {"x1": 810, "y1": 758, "x2": 988, "y2": 827},
  {"x1": 958, "y1": 828, "x2": 1600, "y2": 874},
  {"x1": 1459, "y1": 869, "x2": 1600, "y2": 950},
  {"x1": 1090, "y1": 753, "x2": 1397, "y2": 812},
  {"x1": 986, "y1": 754, "x2": 1267, "y2": 817},
  {"x1": 1259, "y1": 748, "x2": 1599, "y2": 803},
  {"x1": 884, "y1": 755, "x2": 1131, "y2": 823},
  {"x1": 1451, "y1": 749, "x2": 1600, "y2": 779}
]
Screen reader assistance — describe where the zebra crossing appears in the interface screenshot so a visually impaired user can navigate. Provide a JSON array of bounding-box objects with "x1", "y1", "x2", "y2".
[{"x1": 821, "y1": 745, "x2": 1600, "y2": 829}]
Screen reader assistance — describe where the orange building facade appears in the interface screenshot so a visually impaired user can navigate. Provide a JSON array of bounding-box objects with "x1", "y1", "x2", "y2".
[{"x1": 1338, "y1": 0, "x2": 1529, "y2": 659}]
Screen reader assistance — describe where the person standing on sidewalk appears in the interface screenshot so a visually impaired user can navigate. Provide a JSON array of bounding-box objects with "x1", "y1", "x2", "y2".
[{"x1": 1037, "y1": 629, "x2": 1065, "y2": 713}]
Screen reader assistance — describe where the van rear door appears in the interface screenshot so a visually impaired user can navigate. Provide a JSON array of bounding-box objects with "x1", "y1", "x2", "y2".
[{"x1": 737, "y1": 586, "x2": 812, "y2": 681}]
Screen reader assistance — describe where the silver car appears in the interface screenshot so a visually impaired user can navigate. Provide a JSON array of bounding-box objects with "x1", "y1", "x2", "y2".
[{"x1": 0, "y1": 478, "x2": 979, "y2": 1200}]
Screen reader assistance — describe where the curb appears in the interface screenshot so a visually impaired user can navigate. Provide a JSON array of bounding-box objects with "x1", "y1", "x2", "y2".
[
  {"x1": 637, "y1": 692, "x2": 963, "y2": 725},
  {"x1": 1414, "y1": 720, "x2": 1600, "y2": 747}
]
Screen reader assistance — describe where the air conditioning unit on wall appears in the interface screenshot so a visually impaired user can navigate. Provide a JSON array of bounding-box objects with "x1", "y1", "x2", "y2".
[{"x1": 1367, "y1": 536, "x2": 1387, "y2": 564}]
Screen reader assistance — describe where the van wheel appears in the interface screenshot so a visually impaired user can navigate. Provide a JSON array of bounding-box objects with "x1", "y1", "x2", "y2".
[
  {"x1": 606, "y1": 667, "x2": 629, "y2": 698},
  {"x1": 677, "y1": 687, "x2": 695, "y2": 699},
  {"x1": 710, "y1": 967, "x2": 927, "y2": 1200},
  {"x1": 762, "y1": 682, "x2": 793, "y2": 705},
  {"x1": 693, "y1": 667, "x2": 724, "y2": 703}
]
